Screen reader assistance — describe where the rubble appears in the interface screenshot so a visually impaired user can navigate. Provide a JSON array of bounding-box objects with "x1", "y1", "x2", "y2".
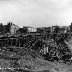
[{"x1": 0, "y1": 29, "x2": 72, "y2": 72}]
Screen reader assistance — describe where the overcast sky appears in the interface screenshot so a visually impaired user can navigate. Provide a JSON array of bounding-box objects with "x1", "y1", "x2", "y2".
[{"x1": 0, "y1": 0, "x2": 72, "y2": 27}]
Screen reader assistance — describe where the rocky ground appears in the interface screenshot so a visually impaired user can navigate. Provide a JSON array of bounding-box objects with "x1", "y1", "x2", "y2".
[{"x1": 0, "y1": 48, "x2": 72, "y2": 72}]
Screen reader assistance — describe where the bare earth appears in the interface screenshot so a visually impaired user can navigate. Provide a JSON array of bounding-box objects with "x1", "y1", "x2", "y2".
[{"x1": 0, "y1": 52, "x2": 72, "y2": 72}]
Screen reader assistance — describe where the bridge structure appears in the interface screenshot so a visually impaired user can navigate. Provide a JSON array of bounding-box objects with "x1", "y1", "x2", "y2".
[
  {"x1": 0, "y1": 33, "x2": 43, "y2": 49},
  {"x1": 0, "y1": 33, "x2": 68, "y2": 48}
]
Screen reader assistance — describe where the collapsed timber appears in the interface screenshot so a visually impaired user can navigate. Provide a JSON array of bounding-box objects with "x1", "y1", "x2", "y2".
[{"x1": 0, "y1": 33, "x2": 72, "y2": 65}]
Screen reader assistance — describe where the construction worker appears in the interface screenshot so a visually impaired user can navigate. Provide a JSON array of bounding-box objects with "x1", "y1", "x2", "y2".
[{"x1": 43, "y1": 44, "x2": 49, "y2": 54}]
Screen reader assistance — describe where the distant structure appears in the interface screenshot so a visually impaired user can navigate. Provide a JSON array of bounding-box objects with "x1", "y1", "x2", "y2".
[
  {"x1": 0, "y1": 21, "x2": 72, "y2": 35},
  {"x1": 37, "y1": 27, "x2": 52, "y2": 34},
  {"x1": 51, "y1": 25, "x2": 70, "y2": 34},
  {"x1": 27, "y1": 26, "x2": 37, "y2": 32},
  {"x1": 45, "y1": 27, "x2": 52, "y2": 33},
  {"x1": 10, "y1": 24, "x2": 19, "y2": 35},
  {"x1": 59, "y1": 26, "x2": 70, "y2": 33},
  {"x1": 17, "y1": 26, "x2": 28, "y2": 34},
  {"x1": 37, "y1": 27, "x2": 45, "y2": 34}
]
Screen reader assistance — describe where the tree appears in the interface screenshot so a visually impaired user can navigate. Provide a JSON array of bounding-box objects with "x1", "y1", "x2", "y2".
[
  {"x1": 70, "y1": 22, "x2": 72, "y2": 32},
  {"x1": 0, "y1": 23, "x2": 4, "y2": 34}
]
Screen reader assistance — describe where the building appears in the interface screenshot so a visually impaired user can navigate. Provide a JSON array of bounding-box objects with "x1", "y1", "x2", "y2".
[
  {"x1": 10, "y1": 24, "x2": 19, "y2": 35},
  {"x1": 17, "y1": 26, "x2": 28, "y2": 34},
  {"x1": 51, "y1": 25, "x2": 69, "y2": 34},
  {"x1": 59, "y1": 26, "x2": 70, "y2": 33},
  {"x1": 52, "y1": 25, "x2": 60, "y2": 33},
  {"x1": 45, "y1": 27, "x2": 52, "y2": 33},
  {"x1": 23, "y1": 26, "x2": 28, "y2": 33},
  {"x1": 37, "y1": 27, "x2": 45, "y2": 34},
  {"x1": 27, "y1": 26, "x2": 37, "y2": 32}
]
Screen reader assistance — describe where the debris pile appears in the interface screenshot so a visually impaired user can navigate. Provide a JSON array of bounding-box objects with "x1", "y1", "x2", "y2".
[{"x1": 0, "y1": 33, "x2": 72, "y2": 72}]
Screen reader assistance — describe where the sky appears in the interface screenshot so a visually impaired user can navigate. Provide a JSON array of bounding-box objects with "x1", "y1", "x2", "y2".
[{"x1": 0, "y1": 0, "x2": 72, "y2": 27}]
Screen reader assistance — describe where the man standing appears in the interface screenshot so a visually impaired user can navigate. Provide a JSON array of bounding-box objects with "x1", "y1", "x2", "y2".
[{"x1": 43, "y1": 44, "x2": 48, "y2": 54}]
